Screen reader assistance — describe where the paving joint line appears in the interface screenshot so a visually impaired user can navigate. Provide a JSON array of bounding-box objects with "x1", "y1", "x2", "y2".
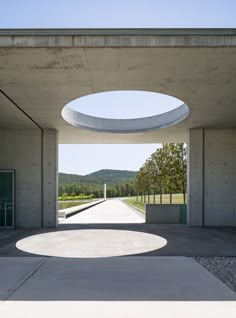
[{"x1": 0, "y1": 257, "x2": 48, "y2": 306}]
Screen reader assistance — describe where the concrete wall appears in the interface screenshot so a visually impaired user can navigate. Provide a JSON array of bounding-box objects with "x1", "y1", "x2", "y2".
[
  {"x1": 204, "y1": 130, "x2": 236, "y2": 226},
  {"x1": 146, "y1": 204, "x2": 186, "y2": 224},
  {"x1": 187, "y1": 129, "x2": 204, "y2": 226},
  {"x1": 188, "y1": 129, "x2": 236, "y2": 226},
  {"x1": 0, "y1": 129, "x2": 58, "y2": 228},
  {"x1": 42, "y1": 130, "x2": 58, "y2": 227}
]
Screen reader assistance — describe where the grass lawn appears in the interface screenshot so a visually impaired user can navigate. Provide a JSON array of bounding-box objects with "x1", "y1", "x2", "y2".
[
  {"x1": 58, "y1": 201, "x2": 92, "y2": 210},
  {"x1": 122, "y1": 198, "x2": 145, "y2": 212},
  {"x1": 123, "y1": 193, "x2": 186, "y2": 212}
]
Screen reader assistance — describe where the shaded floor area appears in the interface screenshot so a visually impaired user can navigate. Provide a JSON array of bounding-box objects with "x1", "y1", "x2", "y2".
[
  {"x1": 1, "y1": 196, "x2": 235, "y2": 257},
  {"x1": 0, "y1": 200, "x2": 236, "y2": 317},
  {"x1": 0, "y1": 225, "x2": 236, "y2": 257},
  {"x1": 0, "y1": 256, "x2": 236, "y2": 317}
]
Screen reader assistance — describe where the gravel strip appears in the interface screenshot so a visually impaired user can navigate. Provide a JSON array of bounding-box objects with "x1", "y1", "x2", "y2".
[{"x1": 194, "y1": 256, "x2": 236, "y2": 293}]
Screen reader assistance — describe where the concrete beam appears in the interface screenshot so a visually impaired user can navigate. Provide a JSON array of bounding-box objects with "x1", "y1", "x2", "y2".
[
  {"x1": 0, "y1": 29, "x2": 236, "y2": 47},
  {"x1": 1, "y1": 28, "x2": 236, "y2": 36}
]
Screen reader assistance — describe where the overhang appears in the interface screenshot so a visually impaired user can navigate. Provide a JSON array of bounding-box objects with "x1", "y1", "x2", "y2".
[{"x1": 0, "y1": 29, "x2": 236, "y2": 143}]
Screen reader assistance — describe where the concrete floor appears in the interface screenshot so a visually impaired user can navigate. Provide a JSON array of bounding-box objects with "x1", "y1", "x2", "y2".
[
  {"x1": 61, "y1": 199, "x2": 144, "y2": 224},
  {"x1": 16, "y1": 229, "x2": 167, "y2": 258},
  {"x1": 0, "y1": 200, "x2": 236, "y2": 317},
  {"x1": 0, "y1": 257, "x2": 236, "y2": 317}
]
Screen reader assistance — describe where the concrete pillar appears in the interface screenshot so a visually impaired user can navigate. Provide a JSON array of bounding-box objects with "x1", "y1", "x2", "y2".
[
  {"x1": 188, "y1": 128, "x2": 236, "y2": 227},
  {"x1": 0, "y1": 130, "x2": 42, "y2": 227},
  {"x1": 187, "y1": 129, "x2": 204, "y2": 226},
  {"x1": 0, "y1": 129, "x2": 58, "y2": 228},
  {"x1": 204, "y1": 130, "x2": 236, "y2": 226},
  {"x1": 42, "y1": 129, "x2": 58, "y2": 228}
]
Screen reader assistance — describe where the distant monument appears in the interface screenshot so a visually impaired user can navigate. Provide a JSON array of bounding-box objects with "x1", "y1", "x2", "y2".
[{"x1": 104, "y1": 183, "x2": 107, "y2": 200}]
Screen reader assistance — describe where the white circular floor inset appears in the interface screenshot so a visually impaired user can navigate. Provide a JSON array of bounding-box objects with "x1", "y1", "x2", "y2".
[{"x1": 16, "y1": 229, "x2": 167, "y2": 258}]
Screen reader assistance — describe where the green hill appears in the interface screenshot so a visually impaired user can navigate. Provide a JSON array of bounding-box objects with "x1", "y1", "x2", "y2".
[
  {"x1": 59, "y1": 169, "x2": 136, "y2": 186},
  {"x1": 58, "y1": 169, "x2": 137, "y2": 198},
  {"x1": 83, "y1": 169, "x2": 136, "y2": 185}
]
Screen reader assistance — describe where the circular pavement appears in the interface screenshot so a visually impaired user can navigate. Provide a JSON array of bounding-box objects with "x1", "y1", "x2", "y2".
[{"x1": 16, "y1": 229, "x2": 167, "y2": 258}]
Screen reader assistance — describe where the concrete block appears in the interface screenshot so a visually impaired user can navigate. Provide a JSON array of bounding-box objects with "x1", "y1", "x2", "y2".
[{"x1": 146, "y1": 204, "x2": 186, "y2": 224}]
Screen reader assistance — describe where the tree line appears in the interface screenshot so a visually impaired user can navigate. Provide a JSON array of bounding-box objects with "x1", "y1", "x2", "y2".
[
  {"x1": 58, "y1": 143, "x2": 187, "y2": 202},
  {"x1": 58, "y1": 181, "x2": 136, "y2": 199},
  {"x1": 135, "y1": 143, "x2": 187, "y2": 203}
]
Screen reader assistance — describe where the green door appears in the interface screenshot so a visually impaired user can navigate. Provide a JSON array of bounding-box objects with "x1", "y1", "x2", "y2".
[{"x1": 0, "y1": 170, "x2": 14, "y2": 228}]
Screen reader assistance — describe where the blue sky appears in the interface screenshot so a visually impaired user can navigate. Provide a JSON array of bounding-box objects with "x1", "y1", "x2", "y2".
[
  {"x1": 1, "y1": 0, "x2": 235, "y2": 175},
  {"x1": 1, "y1": 0, "x2": 236, "y2": 28},
  {"x1": 68, "y1": 91, "x2": 182, "y2": 119}
]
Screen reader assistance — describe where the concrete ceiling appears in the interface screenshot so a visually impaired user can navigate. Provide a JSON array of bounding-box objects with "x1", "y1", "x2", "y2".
[{"x1": 0, "y1": 29, "x2": 236, "y2": 143}]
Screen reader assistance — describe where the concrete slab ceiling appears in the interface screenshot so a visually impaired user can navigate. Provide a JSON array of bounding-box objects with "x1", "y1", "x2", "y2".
[{"x1": 0, "y1": 29, "x2": 236, "y2": 143}]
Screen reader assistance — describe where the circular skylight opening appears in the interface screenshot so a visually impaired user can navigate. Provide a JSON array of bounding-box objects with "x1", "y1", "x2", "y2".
[{"x1": 61, "y1": 90, "x2": 189, "y2": 133}]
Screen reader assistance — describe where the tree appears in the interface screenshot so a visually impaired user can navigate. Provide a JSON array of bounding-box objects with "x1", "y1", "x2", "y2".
[
  {"x1": 135, "y1": 167, "x2": 148, "y2": 202},
  {"x1": 135, "y1": 143, "x2": 187, "y2": 204}
]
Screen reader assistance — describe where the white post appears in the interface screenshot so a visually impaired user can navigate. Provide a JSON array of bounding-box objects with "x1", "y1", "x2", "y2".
[{"x1": 104, "y1": 183, "x2": 107, "y2": 200}]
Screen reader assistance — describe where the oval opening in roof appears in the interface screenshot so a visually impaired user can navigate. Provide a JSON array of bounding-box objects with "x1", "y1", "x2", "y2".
[{"x1": 61, "y1": 90, "x2": 189, "y2": 133}]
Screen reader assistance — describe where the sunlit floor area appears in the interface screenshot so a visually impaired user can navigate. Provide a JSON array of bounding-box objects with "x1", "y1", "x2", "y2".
[
  {"x1": 16, "y1": 229, "x2": 167, "y2": 258},
  {"x1": 61, "y1": 199, "x2": 144, "y2": 224}
]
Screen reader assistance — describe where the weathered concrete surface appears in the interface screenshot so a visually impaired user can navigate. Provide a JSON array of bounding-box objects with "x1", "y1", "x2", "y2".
[
  {"x1": 62, "y1": 102, "x2": 189, "y2": 133},
  {"x1": 188, "y1": 129, "x2": 204, "y2": 226},
  {"x1": 0, "y1": 29, "x2": 236, "y2": 144},
  {"x1": 1, "y1": 29, "x2": 236, "y2": 228},
  {"x1": 0, "y1": 129, "x2": 58, "y2": 228},
  {"x1": 42, "y1": 129, "x2": 58, "y2": 227},
  {"x1": 0, "y1": 256, "x2": 235, "y2": 318},
  {"x1": 0, "y1": 257, "x2": 46, "y2": 302},
  {"x1": 62, "y1": 199, "x2": 144, "y2": 224},
  {"x1": 204, "y1": 130, "x2": 236, "y2": 226},
  {"x1": 188, "y1": 129, "x2": 236, "y2": 226},
  {"x1": 0, "y1": 130, "x2": 42, "y2": 227},
  {"x1": 1, "y1": 28, "x2": 236, "y2": 47},
  {"x1": 146, "y1": 204, "x2": 185, "y2": 224}
]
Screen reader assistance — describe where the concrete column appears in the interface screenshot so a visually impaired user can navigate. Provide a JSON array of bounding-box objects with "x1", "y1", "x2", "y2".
[
  {"x1": 187, "y1": 129, "x2": 204, "y2": 226},
  {"x1": 0, "y1": 130, "x2": 42, "y2": 227},
  {"x1": 188, "y1": 128, "x2": 236, "y2": 227},
  {"x1": 42, "y1": 129, "x2": 58, "y2": 228},
  {"x1": 0, "y1": 129, "x2": 58, "y2": 228},
  {"x1": 204, "y1": 130, "x2": 236, "y2": 226}
]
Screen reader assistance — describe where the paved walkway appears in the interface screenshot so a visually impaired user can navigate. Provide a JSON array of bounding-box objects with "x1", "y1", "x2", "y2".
[
  {"x1": 0, "y1": 256, "x2": 235, "y2": 317},
  {"x1": 61, "y1": 199, "x2": 144, "y2": 224},
  {"x1": 0, "y1": 200, "x2": 236, "y2": 317}
]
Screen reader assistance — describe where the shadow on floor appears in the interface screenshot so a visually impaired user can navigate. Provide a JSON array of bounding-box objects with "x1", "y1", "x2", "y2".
[{"x1": 0, "y1": 223, "x2": 236, "y2": 257}]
